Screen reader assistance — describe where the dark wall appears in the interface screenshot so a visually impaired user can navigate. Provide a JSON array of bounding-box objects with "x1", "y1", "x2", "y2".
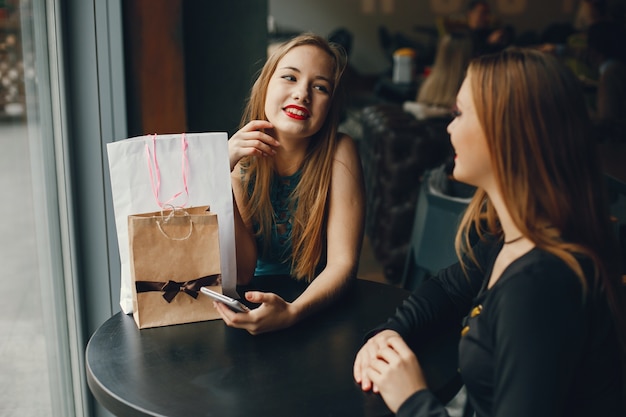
[
  {"x1": 183, "y1": 1, "x2": 268, "y2": 136},
  {"x1": 123, "y1": 0, "x2": 187, "y2": 136},
  {"x1": 123, "y1": 0, "x2": 268, "y2": 137}
]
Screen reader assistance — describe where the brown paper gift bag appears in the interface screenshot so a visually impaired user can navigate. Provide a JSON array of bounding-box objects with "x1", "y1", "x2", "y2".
[
  {"x1": 108, "y1": 133, "x2": 237, "y2": 315},
  {"x1": 128, "y1": 206, "x2": 222, "y2": 329}
]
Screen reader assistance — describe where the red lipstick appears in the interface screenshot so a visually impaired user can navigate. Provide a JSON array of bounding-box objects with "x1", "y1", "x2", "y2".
[{"x1": 283, "y1": 105, "x2": 309, "y2": 120}]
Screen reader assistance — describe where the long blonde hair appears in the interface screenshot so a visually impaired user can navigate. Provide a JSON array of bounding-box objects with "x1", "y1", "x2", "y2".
[
  {"x1": 417, "y1": 32, "x2": 473, "y2": 108},
  {"x1": 238, "y1": 33, "x2": 347, "y2": 281},
  {"x1": 455, "y1": 48, "x2": 621, "y2": 306}
]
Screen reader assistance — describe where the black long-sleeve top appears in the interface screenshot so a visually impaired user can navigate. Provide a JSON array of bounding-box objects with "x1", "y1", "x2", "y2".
[{"x1": 377, "y1": 237, "x2": 623, "y2": 417}]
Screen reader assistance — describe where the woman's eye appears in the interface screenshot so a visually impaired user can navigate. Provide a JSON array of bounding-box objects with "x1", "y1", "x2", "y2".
[
  {"x1": 451, "y1": 107, "x2": 461, "y2": 118},
  {"x1": 314, "y1": 85, "x2": 330, "y2": 94},
  {"x1": 282, "y1": 75, "x2": 296, "y2": 82}
]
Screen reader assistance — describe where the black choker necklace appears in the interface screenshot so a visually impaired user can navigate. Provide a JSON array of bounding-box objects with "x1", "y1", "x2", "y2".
[{"x1": 504, "y1": 235, "x2": 524, "y2": 245}]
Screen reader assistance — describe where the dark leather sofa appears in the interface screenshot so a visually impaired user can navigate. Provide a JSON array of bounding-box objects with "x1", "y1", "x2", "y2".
[{"x1": 358, "y1": 104, "x2": 454, "y2": 282}]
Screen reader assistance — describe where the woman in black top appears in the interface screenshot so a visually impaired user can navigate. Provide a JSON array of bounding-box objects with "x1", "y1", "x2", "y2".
[{"x1": 353, "y1": 48, "x2": 625, "y2": 416}]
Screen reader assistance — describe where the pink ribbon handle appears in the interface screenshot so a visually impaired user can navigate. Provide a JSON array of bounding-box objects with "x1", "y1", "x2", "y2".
[{"x1": 145, "y1": 133, "x2": 190, "y2": 209}]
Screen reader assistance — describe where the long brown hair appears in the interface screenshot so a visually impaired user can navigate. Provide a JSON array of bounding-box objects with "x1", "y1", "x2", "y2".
[
  {"x1": 238, "y1": 33, "x2": 347, "y2": 281},
  {"x1": 417, "y1": 32, "x2": 473, "y2": 108},
  {"x1": 455, "y1": 48, "x2": 623, "y2": 322}
]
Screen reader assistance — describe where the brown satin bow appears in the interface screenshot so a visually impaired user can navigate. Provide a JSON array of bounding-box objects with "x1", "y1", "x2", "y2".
[{"x1": 135, "y1": 274, "x2": 221, "y2": 303}]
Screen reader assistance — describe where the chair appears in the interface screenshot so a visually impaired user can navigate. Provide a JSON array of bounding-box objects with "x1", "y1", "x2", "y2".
[
  {"x1": 401, "y1": 172, "x2": 472, "y2": 291},
  {"x1": 359, "y1": 105, "x2": 454, "y2": 282}
]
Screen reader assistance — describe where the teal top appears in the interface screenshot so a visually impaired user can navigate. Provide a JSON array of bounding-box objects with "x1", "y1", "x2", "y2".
[{"x1": 253, "y1": 170, "x2": 301, "y2": 276}]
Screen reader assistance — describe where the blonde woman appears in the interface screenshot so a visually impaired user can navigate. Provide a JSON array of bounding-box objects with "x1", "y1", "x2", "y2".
[
  {"x1": 403, "y1": 32, "x2": 473, "y2": 120},
  {"x1": 354, "y1": 48, "x2": 625, "y2": 416},
  {"x1": 216, "y1": 33, "x2": 365, "y2": 334}
]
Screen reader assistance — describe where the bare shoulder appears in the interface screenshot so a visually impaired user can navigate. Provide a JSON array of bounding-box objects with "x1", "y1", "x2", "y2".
[
  {"x1": 333, "y1": 133, "x2": 360, "y2": 164},
  {"x1": 332, "y1": 133, "x2": 364, "y2": 184}
]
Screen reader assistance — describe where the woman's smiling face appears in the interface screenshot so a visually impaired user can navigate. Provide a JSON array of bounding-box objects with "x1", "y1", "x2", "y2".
[{"x1": 264, "y1": 44, "x2": 334, "y2": 141}]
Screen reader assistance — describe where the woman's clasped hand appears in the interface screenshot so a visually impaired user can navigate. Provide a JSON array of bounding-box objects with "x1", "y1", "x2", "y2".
[{"x1": 354, "y1": 329, "x2": 429, "y2": 413}]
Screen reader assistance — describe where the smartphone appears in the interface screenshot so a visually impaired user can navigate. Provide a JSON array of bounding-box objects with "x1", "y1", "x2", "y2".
[{"x1": 200, "y1": 287, "x2": 250, "y2": 313}]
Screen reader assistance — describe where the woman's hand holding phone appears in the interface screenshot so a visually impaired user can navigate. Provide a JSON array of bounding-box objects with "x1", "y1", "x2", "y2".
[{"x1": 200, "y1": 287, "x2": 250, "y2": 313}]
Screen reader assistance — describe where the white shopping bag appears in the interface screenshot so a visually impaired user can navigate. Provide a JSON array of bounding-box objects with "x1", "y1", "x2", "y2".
[{"x1": 107, "y1": 132, "x2": 237, "y2": 314}]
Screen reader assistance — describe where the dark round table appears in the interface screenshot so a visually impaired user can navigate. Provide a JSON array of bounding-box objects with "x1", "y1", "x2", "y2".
[{"x1": 86, "y1": 278, "x2": 460, "y2": 417}]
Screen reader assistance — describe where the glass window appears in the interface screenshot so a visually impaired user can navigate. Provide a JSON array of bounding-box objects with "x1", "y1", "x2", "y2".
[
  {"x1": 0, "y1": 1, "x2": 84, "y2": 415},
  {"x1": 0, "y1": 1, "x2": 54, "y2": 415}
]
